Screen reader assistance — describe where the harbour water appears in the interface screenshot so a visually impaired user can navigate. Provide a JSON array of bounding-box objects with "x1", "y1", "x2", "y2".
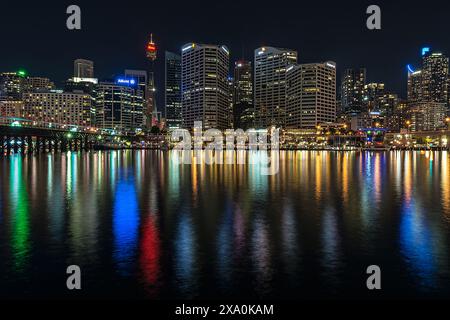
[{"x1": 0, "y1": 150, "x2": 449, "y2": 299}]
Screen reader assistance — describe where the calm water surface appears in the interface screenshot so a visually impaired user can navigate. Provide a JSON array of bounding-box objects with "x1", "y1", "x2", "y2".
[{"x1": 0, "y1": 150, "x2": 449, "y2": 299}]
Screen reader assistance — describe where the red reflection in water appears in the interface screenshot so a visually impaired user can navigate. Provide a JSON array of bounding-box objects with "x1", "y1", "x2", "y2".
[{"x1": 140, "y1": 214, "x2": 160, "y2": 289}]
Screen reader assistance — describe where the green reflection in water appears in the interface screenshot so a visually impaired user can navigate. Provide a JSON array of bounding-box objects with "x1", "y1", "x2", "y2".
[{"x1": 10, "y1": 155, "x2": 30, "y2": 271}]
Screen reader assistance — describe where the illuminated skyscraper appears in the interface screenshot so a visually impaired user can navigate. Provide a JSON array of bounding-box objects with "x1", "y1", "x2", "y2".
[
  {"x1": 407, "y1": 48, "x2": 449, "y2": 131},
  {"x1": 233, "y1": 60, "x2": 253, "y2": 129},
  {"x1": 25, "y1": 77, "x2": 55, "y2": 92},
  {"x1": 340, "y1": 68, "x2": 366, "y2": 114},
  {"x1": 165, "y1": 51, "x2": 182, "y2": 129},
  {"x1": 22, "y1": 91, "x2": 93, "y2": 126},
  {"x1": 95, "y1": 78, "x2": 144, "y2": 131},
  {"x1": 410, "y1": 102, "x2": 447, "y2": 131},
  {"x1": 145, "y1": 34, "x2": 159, "y2": 128},
  {"x1": 124, "y1": 70, "x2": 148, "y2": 129},
  {"x1": 422, "y1": 51, "x2": 448, "y2": 104},
  {"x1": 378, "y1": 93, "x2": 399, "y2": 131},
  {"x1": 407, "y1": 66, "x2": 422, "y2": 106},
  {"x1": 408, "y1": 48, "x2": 449, "y2": 105},
  {"x1": 363, "y1": 83, "x2": 385, "y2": 111},
  {"x1": 0, "y1": 71, "x2": 27, "y2": 100},
  {"x1": 146, "y1": 34, "x2": 157, "y2": 62},
  {"x1": 286, "y1": 61, "x2": 336, "y2": 128},
  {"x1": 227, "y1": 76, "x2": 234, "y2": 128},
  {"x1": 125, "y1": 70, "x2": 148, "y2": 95},
  {"x1": 181, "y1": 43, "x2": 230, "y2": 130},
  {"x1": 254, "y1": 46, "x2": 297, "y2": 128},
  {"x1": 74, "y1": 59, "x2": 94, "y2": 78}
]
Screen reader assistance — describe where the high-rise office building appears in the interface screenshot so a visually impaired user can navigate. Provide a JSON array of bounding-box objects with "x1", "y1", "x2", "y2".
[
  {"x1": 340, "y1": 68, "x2": 366, "y2": 114},
  {"x1": 233, "y1": 60, "x2": 253, "y2": 129},
  {"x1": 22, "y1": 91, "x2": 93, "y2": 126},
  {"x1": 407, "y1": 67, "x2": 422, "y2": 106},
  {"x1": 422, "y1": 51, "x2": 449, "y2": 104},
  {"x1": 394, "y1": 99, "x2": 408, "y2": 131},
  {"x1": 25, "y1": 77, "x2": 55, "y2": 92},
  {"x1": 407, "y1": 48, "x2": 449, "y2": 105},
  {"x1": 363, "y1": 83, "x2": 385, "y2": 111},
  {"x1": 95, "y1": 79, "x2": 144, "y2": 131},
  {"x1": 227, "y1": 76, "x2": 234, "y2": 128},
  {"x1": 125, "y1": 70, "x2": 148, "y2": 95},
  {"x1": 124, "y1": 69, "x2": 148, "y2": 128},
  {"x1": 378, "y1": 93, "x2": 399, "y2": 130},
  {"x1": 286, "y1": 61, "x2": 336, "y2": 128},
  {"x1": 254, "y1": 47, "x2": 297, "y2": 128},
  {"x1": 378, "y1": 93, "x2": 398, "y2": 115},
  {"x1": 64, "y1": 77, "x2": 98, "y2": 94},
  {"x1": 74, "y1": 59, "x2": 94, "y2": 78},
  {"x1": 407, "y1": 48, "x2": 450, "y2": 131},
  {"x1": 410, "y1": 102, "x2": 447, "y2": 131},
  {"x1": 164, "y1": 52, "x2": 182, "y2": 129},
  {"x1": 0, "y1": 71, "x2": 26, "y2": 100},
  {"x1": 181, "y1": 43, "x2": 230, "y2": 130}
]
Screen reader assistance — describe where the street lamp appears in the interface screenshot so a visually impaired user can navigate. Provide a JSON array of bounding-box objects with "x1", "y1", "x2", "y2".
[{"x1": 406, "y1": 120, "x2": 411, "y2": 132}]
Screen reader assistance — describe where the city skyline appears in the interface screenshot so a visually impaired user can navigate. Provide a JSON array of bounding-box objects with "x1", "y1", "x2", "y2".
[
  {"x1": 2, "y1": 0, "x2": 450, "y2": 310},
  {"x1": 2, "y1": 46, "x2": 449, "y2": 134},
  {"x1": 2, "y1": 0, "x2": 450, "y2": 102}
]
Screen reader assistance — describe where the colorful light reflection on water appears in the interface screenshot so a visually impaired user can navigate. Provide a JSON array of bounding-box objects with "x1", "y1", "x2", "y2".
[{"x1": 0, "y1": 150, "x2": 449, "y2": 299}]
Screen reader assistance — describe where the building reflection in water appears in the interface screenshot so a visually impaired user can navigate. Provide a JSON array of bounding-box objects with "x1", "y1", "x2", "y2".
[
  {"x1": 442, "y1": 152, "x2": 450, "y2": 219},
  {"x1": 113, "y1": 170, "x2": 139, "y2": 277},
  {"x1": 9, "y1": 155, "x2": 30, "y2": 273},
  {"x1": 320, "y1": 206, "x2": 343, "y2": 289},
  {"x1": 251, "y1": 215, "x2": 272, "y2": 296},
  {"x1": 174, "y1": 208, "x2": 197, "y2": 298},
  {"x1": 216, "y1": 203, "x2": 233, "y2": 290},
  {"x1": 232, "y1": 204, "x2": 245, "y2": 263},
  {"x1": 281, "y1": 201, "x2": 300, "y2": 282},
  {"x1": 47, "y1": 155, "x2": 64, "y2": 243},
  {"x1": 140, "y1": 212, "x2": 161, "y2": 296},
  {"x1": 1, "y1": 150, "x2": 450, "y2": 298},
  {"x1": 399, "y1": 152, "x2": 439, "y2": 291}
]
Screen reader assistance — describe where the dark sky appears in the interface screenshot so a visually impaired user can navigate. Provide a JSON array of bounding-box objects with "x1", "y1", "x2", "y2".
[{"x1": 2, "y1": 0, "x2": 450, "y2": 109}]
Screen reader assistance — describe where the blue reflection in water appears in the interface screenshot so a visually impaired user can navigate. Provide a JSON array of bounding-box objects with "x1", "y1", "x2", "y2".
[
  {"x1": 216, "y1": 203, "x2": 233, "y2": 288},
  {"x1": 47, "y1": 155, "x2": 64, "y2": 242},
  {"x1": 399, "y1": 200, "x2": 436, "y2": 289},
  {"x1": 113, "y1": 175, "x2": 139, "y2": 276},
  {"x1": 174, "y1": 210, "x2": 197, "y2": 297},
  {"x1": 251, "y1": 216, "x2": 272, "y2": 296},
  {"x1": 282, "y1": 202, "x2": 299, "y2": 279},
  {"x1": 321, "y1": 206, "x2": 343, "y2": 288},
  {"x1": 360, "y1": 154, "x2": 376, "y2": 229},
  {"x1": 233, "y1": 205, "x2": 245, "y2": 259}
]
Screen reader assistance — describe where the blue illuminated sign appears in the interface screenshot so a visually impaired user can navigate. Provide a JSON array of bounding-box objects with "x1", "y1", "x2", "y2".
[
  {"x1": 421, "y1": 47, "x2": 430, "y2": 56},
  {"x1": 116, "y1": 78, "x2": 136, "y2": 86},
  {"x1": 407, "y1": 64, "x2": 415, "y2": 73}
]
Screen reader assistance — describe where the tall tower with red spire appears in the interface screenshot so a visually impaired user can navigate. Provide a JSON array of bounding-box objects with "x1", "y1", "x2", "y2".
[
  {"x1": 146, "y1": 34, "x2": 157, "y2": 62},
  {"x1": 145, "y1": 34, "x2": 160, "y2": 129}
]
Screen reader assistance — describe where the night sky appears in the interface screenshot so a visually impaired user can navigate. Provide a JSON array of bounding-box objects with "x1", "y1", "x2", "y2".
[{"x1": 2, "y1": 0, "x2": 450, "y2": 109}]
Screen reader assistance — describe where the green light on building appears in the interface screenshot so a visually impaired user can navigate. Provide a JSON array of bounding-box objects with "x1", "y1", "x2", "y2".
[{"x1": 17, "y1": 70, "x2": 27, "y2": 77}]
